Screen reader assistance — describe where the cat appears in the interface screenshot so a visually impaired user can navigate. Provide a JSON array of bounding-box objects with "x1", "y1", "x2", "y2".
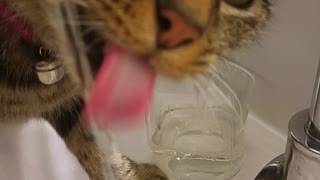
[{"x1": 0, "y1": 0, "x2": 270, "y2": 179}]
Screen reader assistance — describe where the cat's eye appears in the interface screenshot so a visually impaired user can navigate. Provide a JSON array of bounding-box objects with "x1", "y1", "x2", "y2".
[{"x1": 225, "y1": 0, "x2": 254, "y2": 8}]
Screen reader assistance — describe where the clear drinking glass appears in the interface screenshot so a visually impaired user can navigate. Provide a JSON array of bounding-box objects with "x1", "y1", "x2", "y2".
[{"x1": 147, "y1": 59, "x2": 254, "y2": 180}]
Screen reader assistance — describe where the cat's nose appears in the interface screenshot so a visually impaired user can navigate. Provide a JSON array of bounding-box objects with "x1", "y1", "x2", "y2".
[{"x1": 158, "y1": 9, "x2": 201, "y2": 49}]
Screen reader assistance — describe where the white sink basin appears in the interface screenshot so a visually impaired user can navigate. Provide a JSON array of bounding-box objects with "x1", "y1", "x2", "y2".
[
  {"x1": 0, "y1": 115, "x2": 285, "y2": 180},
  {"x1": 113, "y1": 115, "x2": 286, "y2": 180}
]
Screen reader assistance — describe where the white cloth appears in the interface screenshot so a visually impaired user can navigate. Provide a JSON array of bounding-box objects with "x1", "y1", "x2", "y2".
[
  {"x1": 0, "y1": 119, "x2": 151, "y2": 180},
  {"x1": 0, "y1": 121, "x2": 89, "y2": 180}
]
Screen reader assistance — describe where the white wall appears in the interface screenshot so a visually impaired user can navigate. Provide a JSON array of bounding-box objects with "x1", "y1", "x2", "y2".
[{"x1": 235, "y1": 0, "x2": 320, "y2": 135}]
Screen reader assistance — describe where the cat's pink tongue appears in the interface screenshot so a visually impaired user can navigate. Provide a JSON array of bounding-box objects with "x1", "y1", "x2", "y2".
[{"x1": 83, "y1": 45, "x2": 156, "y2": 129}]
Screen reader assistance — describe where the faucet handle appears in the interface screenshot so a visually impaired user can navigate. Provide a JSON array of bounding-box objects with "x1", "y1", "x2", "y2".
[{"x1": 255, "y1": 155, "x2": 284, "y2": 180}]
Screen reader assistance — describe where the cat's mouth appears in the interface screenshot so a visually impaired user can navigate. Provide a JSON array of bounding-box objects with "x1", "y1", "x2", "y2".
[
  {"x1": 57, "y1": 2, "x2": 158, "y2": 112},
  {"x1": 70, "y1": 1, "x2": 218, "y2": 78},
  {"x1": 57, "y1": 4, "x2": 158, "y2": 123}
]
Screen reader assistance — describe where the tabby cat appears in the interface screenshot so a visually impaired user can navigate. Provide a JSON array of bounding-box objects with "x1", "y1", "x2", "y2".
[{"x1": 0, "y1": 0, "x2": 270, "y2": 179}]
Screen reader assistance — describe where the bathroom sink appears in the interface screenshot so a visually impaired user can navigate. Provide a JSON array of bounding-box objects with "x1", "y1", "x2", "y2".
[
  {"x1": 0, "y1": 115, "x2": 285, "y2": 180},
  {"x1": 113, "y1": 115, "x2": 286, "y2": 180}
]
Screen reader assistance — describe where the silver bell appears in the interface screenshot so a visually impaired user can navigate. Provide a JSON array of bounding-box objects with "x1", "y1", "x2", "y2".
[{"x1": 35, "y1": 60, "x2": 65, "y2": 85}]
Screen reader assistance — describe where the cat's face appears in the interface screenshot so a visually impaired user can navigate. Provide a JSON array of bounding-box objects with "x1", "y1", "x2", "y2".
[
  {"x1": 7, "y1": 0, "x2": 270, "y2": 78},
  {"x1": 0, "y1": 0, "x2": 270, "y2": 121},
  {"x1": 84, "y1": 0, "x2": 270, "y2": 77}
]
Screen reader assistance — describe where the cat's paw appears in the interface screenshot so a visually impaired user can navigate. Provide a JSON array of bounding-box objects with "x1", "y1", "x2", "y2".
[
  {"x1": 111, "y1": 153, "x2": 168, "y2": 180},
  {"x1": 136, "y1": 163, "x2": 169, "y2": 180}
]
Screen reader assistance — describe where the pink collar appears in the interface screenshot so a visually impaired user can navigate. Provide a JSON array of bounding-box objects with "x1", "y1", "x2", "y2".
[{"x1": 0, "y1": 1, "x2": 38, "y2": 44}]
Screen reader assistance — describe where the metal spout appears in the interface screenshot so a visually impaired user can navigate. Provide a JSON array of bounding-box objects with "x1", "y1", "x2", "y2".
[
  {"x1": 308, "y1": 59, "x2": 320, "y2": 140},
  {"x1": 255, "y1": 59, "x2": 320, "y2": 180}
]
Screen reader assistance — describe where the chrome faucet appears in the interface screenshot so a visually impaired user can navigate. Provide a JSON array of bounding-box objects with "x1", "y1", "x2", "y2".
[{"x1": 255, "y1": 60, "x2": 320, "y2": 180}]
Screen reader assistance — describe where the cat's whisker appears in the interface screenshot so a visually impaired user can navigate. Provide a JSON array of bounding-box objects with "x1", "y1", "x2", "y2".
[
  {"x1": 209, "y1": 64, "x2": 218, "y2": 74},
  {"x1": 193, "y1": 78, "x2": 208, "y2": 101}
]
